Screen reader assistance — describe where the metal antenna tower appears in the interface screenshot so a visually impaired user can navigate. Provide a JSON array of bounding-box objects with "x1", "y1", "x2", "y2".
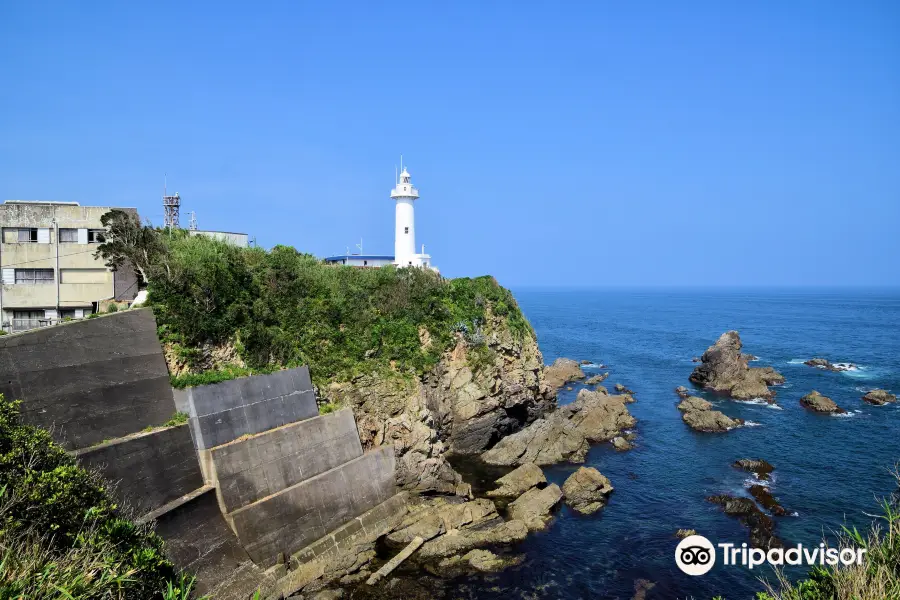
[
  {"x1": 162, "y1": 175, "x2": 181, "y2": 229},
  {"x1": 189, "y1": 211, "x2": 198, "y2": 231}
]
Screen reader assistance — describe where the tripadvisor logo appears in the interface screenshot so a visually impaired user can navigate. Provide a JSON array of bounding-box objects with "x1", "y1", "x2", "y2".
[
  {"x1": 675, "y1": 535, "x2": 867, "y2": 576},
  {"x1": 676, "y1": 535, "x2": 716, "y2": 575}
]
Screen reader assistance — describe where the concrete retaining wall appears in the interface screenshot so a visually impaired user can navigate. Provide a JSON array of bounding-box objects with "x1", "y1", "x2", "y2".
[
  {"x1": 154, "y1": 487, "x2": 272, "y2": 599},
  {"x1": 0, "y1": 309, "x2": 174, "y2": 449},
  {"x1": 210, "y1": 408, "x2": 364, "y2": 513},
  {"x1": 175, "y1": 366, "x2": 317, "y2": 451},
  {"x1": 229, "y1": 446, "x2": 397, "y2": 567},
  {"x1": 73, "y1": 424, "x2": 204, "y2": 516}
]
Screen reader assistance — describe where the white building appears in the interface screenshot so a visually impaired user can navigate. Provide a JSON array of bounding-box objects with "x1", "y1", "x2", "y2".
[{"x1": 325, "y1": 166, "x2": 437, "y2": 271}]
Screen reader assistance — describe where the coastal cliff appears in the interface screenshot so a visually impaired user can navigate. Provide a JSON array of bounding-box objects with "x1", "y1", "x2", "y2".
[
  {"x1": 145, "y1": 233, "x2": 555, "y2": 496},
  {"x1": 322, "y1": 310, "x2": 554, "y2": 494}
]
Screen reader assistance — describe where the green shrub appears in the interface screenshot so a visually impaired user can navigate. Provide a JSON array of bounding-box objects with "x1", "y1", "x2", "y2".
[
  {"x1": 129, "y1": 233, "x2": 533, "y2": 387},
  {"x1": 163, "y1": 412, "x2": 189, "y2": 427},
  {"x1": 0, "y1": 394, "x2": 190, "y2": 599},
  {"x1": 318, "y1": 402, "x2": 339, "y2": 415},
  {"x1": 106, "y1": 303, "x2": 119, "y2": 313}
]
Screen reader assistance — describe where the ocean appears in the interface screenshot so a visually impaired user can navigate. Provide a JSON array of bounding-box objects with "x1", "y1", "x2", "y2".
[{"x1": 446, "y1": 288, "x2": 900, "y2": 599}]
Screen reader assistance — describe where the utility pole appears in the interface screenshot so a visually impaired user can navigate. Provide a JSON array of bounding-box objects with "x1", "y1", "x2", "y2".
[{"x1": 52, "y1": 217, "x2": 59, "y2": 319}]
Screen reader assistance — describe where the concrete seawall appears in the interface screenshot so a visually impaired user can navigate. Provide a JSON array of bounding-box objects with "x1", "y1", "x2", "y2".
[
  {"x1": 0, "y1": 309, "x2": 174, "y2": 449},
  {"x1": 73, "y1": 424, "x2": 204, "y2": 516},
  {"x1": 1, "y1": 310, "x2": 400, "y2": 597}
]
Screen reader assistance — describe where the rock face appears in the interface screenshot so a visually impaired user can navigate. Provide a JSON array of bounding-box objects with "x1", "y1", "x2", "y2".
[
  {"x1": 387, "y1": 496, "x2": 529, "y2": 562},
  {"x1": 800, "y1": 391, "x2": 846, "y2": 414},
  {"x1": 543, "y1": 358, "x2": 586, "y2": 390},
  {"x1": 561, "y1": 467, "x2": 614, "y2": 514},
  {"x1": 689, "y1": 331, "x2": 784, "y2": 401},
  {"x1": 707, "y1": 495, "x2": 781, "y2": 549},
  {"x1": 507, "y1": 484, "x2": 563, "y2": 531},
  {"x1": 486, "y1": 463, "x2": 546, "y2": 499},
  {"x1": 677, "y1": 396, "x2": 743, "y2": 432},
  {"x1": 733, "y1": 459, "x2": 775, "y2": 480},
  {"x1": 481, "y1": 388, "x2": 637, "y2": 466},
  {"x1": 324, "y1": 311, "x2": 555, "y2": 494},
  {"x1": 804, "y1": 358, "x2": 857, "y2": 372},
  {"x1": 863, "y1": 389, "x2": 897, "y2": 405}
]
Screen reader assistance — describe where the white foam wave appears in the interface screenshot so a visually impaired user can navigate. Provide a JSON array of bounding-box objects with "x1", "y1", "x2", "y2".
[
  {"x1": 854, "y1": 409, "x2": 862, "y2": 414},
  {"x1": 744, "y1": 421, "x2": 762, "y2": 427},
  {"x1": 833, "y1": 362, "x2": 859, "y2": 371},
  {"x1": 744, "y1": 475, "x2": 769, "y2": 487},
  {"x1": 580, "y1": 362, "x2": 606, "y2": 370},
  {"x1": 787, "y1": 359, "x2": 807, "y2": 365},
  {"x1": 734, "y1": 398, "x2": 770, "y2": 406},
  {"x1": 832, "y1": 412, "x2": 855, "y2": 418}
]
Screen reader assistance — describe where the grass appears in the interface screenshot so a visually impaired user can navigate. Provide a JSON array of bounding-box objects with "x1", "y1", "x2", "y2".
[{"x1": 0, "y1": 394, "x2": 203, "y2": 599}]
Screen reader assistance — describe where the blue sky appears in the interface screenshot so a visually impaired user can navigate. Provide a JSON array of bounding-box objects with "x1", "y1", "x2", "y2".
[{"x1": 2, "y1": 1, "x2": 898, "y2": 287}]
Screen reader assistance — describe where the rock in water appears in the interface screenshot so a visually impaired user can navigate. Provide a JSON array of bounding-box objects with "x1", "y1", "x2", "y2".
[
  {"x1": 675, "y1": 529, "x2": 697, "y2": 539},
  {"x1": 676, "y1": 396, "x2": 743, "y2": 432},
  {"x1": 507, "y1": 484, "x2": 564, "y2": 530},
  {"x1": 707, "y1": 495, "x2": 782, "y2": 549},
  {"x1": 862, "y1": 389, "x2": 897, "y2": 405},
  {"x1": 799, "y1": 391, "x2": 846, "y2": 414},
  {"x1": 543, "y1": 358, "x2": 586, "y2": 389},
  {"x1": 585, "y1": 373, "x2": 609, "y2": 385},
  {"x1": 804, "y1": 358, "x2": 858, "y2": 372},
  {"x1": 748, "y1": 484, "x2": 788, "y2": 516},
  {"x1": 674, "y1": 386, "x2": 691, "y2": 399},
  {"x1": 486, "y1": 463, "x2": 547, "y2": 498},
  {"x1": 733, "y1": 459, "x2": 775, "y2": 480},
  {"x1": 689, "y1": 331, "x2": 784, "y2": 401},
  {"x1": 481, "y1": 388, "x2": 637, "y2": 465},
  {"x1": 561, "y1": 467, "x2": 614, "y2": 514}
]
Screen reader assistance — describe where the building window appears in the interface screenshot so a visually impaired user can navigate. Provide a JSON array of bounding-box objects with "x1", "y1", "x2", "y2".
[
  {"x1": 59, "y1": 309, "x2": 77, "y2": 319},
  {"x1": 17, "y1": 228, "x2": 38, "y2": 243},
  {"x1": 58, "y1": 228, "x2": 78, "y2": 243},
  {"x1": 404, "y1": 227, "x2": 409, "y2": 234},
  {"x1": 87, "y1": 229, "x2": 106, "y2": 243},
  {"x1": 14, "y1": 269, "x2": 54, "y2": 284}
]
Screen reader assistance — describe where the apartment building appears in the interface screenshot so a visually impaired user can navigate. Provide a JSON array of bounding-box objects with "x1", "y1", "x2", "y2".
[{"x1": 0, "y1": 201, "x2": 139, "y2": 332}]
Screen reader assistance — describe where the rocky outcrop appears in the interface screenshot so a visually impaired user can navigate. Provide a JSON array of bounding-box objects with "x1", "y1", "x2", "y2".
[
  {"x1": 804, "y1": 358, "x2": 857, "y2": 372},
  {"x1": 434, "y1": 549, "x2": 523, "y2": 575},
  {"x1": 733, "y1": 459, "x2": 775, "y2": 480},
  {"x1": 507, "y1": 484, "x2": 563, "y2": 531},
  {"x1": 485, "y1": 463, "x2": 546, "y2": 498},
  {"x1": 561, "y1": 467, "x2": 614, "y2": 514},
  {"x1": 543, "y1": 358, "x2": 586, "y2": 390},
  {"x1": 689, "y1": 331, "x2": 784, "y2": 401},
  {"x1": 748, "y1": 485, "x2": 787, "y2": 516},
  {"x1": 675, "y1": 386, "x2": 691, "y2": 399},
  {"x1": 614, "y1": 383, "x2": 634, "y2": 395},
  {"x1": 677, "y1": 396, "x2": 743, "y2": 432},
  {"x1": 707, "y1": 495, "x2": 781, "y2": 549},
  {"x1": 585, "y1": 373, "x2": 609, "y2": 386},
  {"x1": 800, "y1": 391, "x2": 846, "y2": 414},
  {"x1": 481, "y1": 388, "x2": 636, "y2": 466},
  {"x1": 323, "y1": 311, "x2": 555, "y2": 494},
  {"x1": 675, "y1": 529, "x2": 697, "y2": 539},
  {"x1": 863, "y1": 389, "x2": 897, "y2": 405}
]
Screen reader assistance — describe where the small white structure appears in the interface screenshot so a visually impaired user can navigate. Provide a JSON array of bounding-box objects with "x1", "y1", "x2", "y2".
[{"x1": 325, "y1": 162, "x2": 437, "y2": 271}]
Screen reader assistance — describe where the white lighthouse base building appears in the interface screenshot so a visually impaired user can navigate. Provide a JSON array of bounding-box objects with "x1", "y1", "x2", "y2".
[{"x1": 325, "y1": 165, "x2": 437, "y2": 272}]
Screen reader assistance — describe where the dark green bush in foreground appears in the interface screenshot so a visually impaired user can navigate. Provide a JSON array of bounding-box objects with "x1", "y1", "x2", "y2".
[{"x1": 0, "y1": 394, "x2": 194, "y2": 599}]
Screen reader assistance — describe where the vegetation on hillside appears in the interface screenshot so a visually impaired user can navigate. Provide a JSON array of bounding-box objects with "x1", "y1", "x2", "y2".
[
  {"x1": 95, "y1": 210, "x2": 532, "y2": 387},
  {"x1": 0, "y1": 394, "x2": 199, "y2": 599}
]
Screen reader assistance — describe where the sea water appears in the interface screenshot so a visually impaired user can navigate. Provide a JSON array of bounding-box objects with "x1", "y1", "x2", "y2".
[{"x1": 447, "y1": 288, "x2": 900, "y2": 599}]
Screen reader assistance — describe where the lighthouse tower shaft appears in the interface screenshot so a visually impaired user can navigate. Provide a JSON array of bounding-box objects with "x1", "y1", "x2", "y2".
[{"x1": 391, "y1": 168, "x2": 424, "y2": 267}]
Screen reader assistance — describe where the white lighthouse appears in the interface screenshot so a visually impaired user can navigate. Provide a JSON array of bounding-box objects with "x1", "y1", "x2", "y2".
[{"x1": 391, "y1": 165, "x2": 432, "y2": 269}]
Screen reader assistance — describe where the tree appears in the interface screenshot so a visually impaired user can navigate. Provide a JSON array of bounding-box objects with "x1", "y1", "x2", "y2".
[{"x1": 94, "y1": 209, "x2": 169, "y2": 284}]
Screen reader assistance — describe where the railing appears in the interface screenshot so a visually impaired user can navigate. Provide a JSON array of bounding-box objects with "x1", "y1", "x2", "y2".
[{"x1": 3, "y1": 317, "x2": 83, "y2": 334}]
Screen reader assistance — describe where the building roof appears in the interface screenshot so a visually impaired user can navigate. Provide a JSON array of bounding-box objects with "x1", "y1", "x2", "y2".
[{"x1": 324, "y1": 254, "x2": 395, "y2": 261}]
